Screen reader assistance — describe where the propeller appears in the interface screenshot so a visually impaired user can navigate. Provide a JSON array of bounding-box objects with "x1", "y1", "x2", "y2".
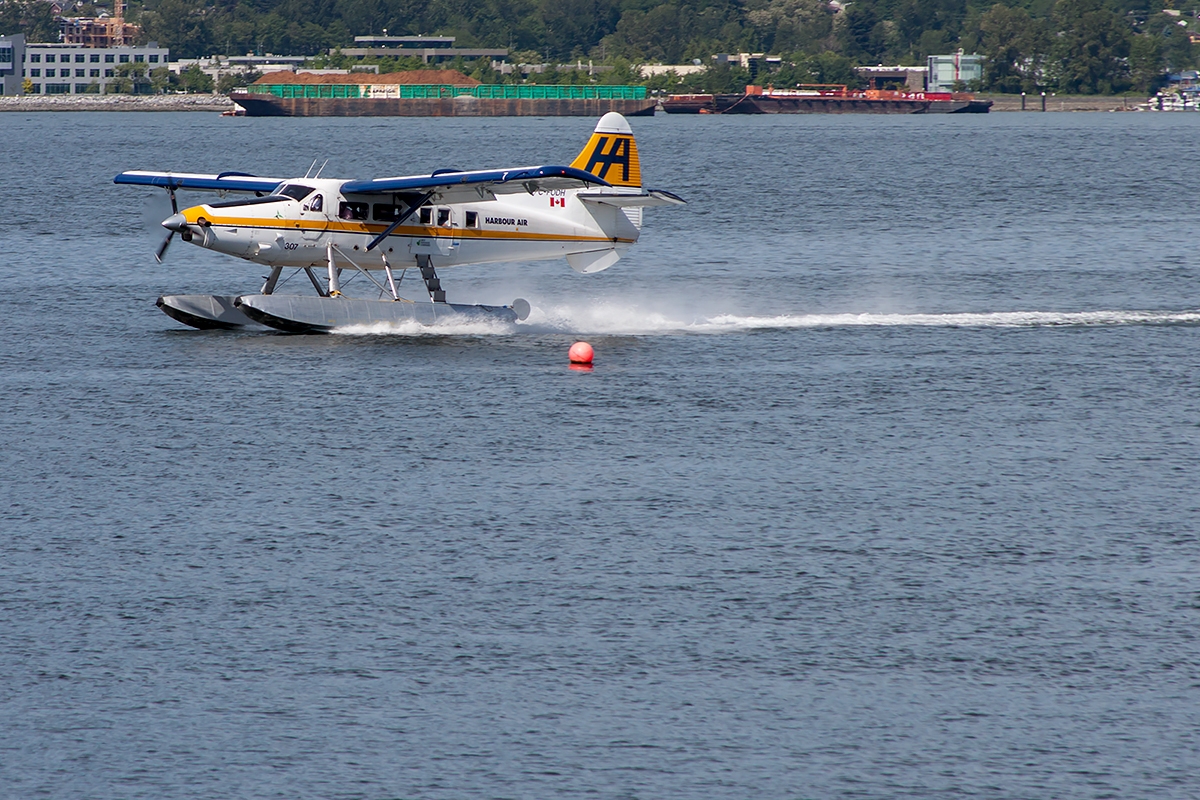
[{"x1": 155, "y1": 188, "x2": 180, "y2": 263}]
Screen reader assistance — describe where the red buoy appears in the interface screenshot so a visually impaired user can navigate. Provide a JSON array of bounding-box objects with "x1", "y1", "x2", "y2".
[{"x1": 569, "y1": 341, "x2": 594, "y2": 364}]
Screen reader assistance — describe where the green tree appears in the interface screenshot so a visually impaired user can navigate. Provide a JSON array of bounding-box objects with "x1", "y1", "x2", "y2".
[
  {"x1": 177, "y1": 64, "x2": 215, "y2": 93},
  {"x1": 150, "y1": 65, "x2": 171, "y2": 93},
  {"x1": 1048, "y1": 0, "x2": 1131, "y2": 94},
  {"x1": 0, "y1": 0, "x2": 58, "y2": 42},
  {"x1": 890, "y1": 0, "x2": 970, "y2": 62},
  {"x1": 217, "y1": 69, "x2": 257, "y2": 93},
  {"x1": 1128, "y1": 32, "x2": 1164, "y2": 93},
  {"x1": 678, "y1": 61, "x2": 753, "y2": 92},
  {"x1": 141, "y1": 0, "x2": 213, "y2": 59},
  {"x1": 746, "y1": 0, "x2": 833, "y2": 55},
  {"x1": 978, "y1": 4, "x2": 1047, "y2": 92},
  {"x1": 1155, "y1": 14, "x2": 1197, "y2": 73},
  {"x1": 837, "y1": 5, "x2": 882, "y2": 62}
]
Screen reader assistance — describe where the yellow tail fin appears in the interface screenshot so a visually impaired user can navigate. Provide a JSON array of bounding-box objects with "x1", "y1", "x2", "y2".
[{"x1": 570, "y1": 112, "x2": 642, "y2": 188}]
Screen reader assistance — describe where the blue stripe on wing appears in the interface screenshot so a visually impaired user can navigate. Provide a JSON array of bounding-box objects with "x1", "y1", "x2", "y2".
[
  {"x1": 340, "y1": 165, "x2": 609, "y2": 194},
  {"x1": 113, "y1": 171, "x2": 284, "y2": 193}
]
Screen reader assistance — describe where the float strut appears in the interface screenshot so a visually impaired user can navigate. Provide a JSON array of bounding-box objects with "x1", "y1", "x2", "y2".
[
  {"x1": 381, "y1": 253, "x2": 400, "y2": 301},
  {"x1": 261, "y1": 265, "x2": 283, "y2": 295},
  {"x1": 304, "y1": 267, "x2": 329, "y2": 297},
  {"x1": 326, "y1": 241, "x2": 341, "y2": 296}
]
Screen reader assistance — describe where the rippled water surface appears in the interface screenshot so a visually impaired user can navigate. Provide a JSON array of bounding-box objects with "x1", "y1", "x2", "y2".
[{"x1": 2, "y1": 111, "x2": 1200, "y2": 799}]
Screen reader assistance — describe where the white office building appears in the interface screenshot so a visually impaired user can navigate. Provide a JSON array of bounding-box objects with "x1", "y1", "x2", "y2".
[{"x1": 16, "y1": 40, "x2": 169, "y2": 94}]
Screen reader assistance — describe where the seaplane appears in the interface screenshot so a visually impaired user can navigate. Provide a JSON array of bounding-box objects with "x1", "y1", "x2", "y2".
[{"x1": 115, "y1": 112, "x2": 685, "y2": 333}]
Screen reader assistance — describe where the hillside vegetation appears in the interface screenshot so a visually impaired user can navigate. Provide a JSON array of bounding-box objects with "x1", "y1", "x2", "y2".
[{"x1": 2, "y1": 0, "x2": 1195, "y2": 92}]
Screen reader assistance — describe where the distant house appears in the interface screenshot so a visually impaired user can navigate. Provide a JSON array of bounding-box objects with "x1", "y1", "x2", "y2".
[
  {"x1": 1166, "y1": 70, "x2": 1200, "y2": 94},
  {"x1": 338, "y1": 36, "x2": 506, "y2": 66},
  {"x1": 927, "y1": 51, "x2": 983, "y2": 92}
]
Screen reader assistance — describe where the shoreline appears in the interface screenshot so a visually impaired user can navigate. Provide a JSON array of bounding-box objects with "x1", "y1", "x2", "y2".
[
  {"x1": 0, "y1": 92, "x2": 1152, "y2": 113},
  {"x1": 0, "y1": 94, "x2": 235, "y2": 112},
  {"x1": 978, "y1": 93, "x2": 1145, "y2": 112}
]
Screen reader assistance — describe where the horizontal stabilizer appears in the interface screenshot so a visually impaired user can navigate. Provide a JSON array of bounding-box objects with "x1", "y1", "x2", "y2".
[{"x1": 577, "y1": 189, "x2": 687, "y2": 208}]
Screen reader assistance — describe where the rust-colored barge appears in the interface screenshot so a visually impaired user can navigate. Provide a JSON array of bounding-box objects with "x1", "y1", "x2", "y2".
[{"x1": 663, "y1": 85, "x2": 991, "y2": 114}]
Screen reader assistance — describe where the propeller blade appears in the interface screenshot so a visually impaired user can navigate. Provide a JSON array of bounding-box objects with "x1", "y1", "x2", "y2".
[
  {"x1": 168, "y1": 188, "x2": 178, "y2": 215},
  {"x1": 155, "y1": 232, "x2": 173, "y2": 263}
]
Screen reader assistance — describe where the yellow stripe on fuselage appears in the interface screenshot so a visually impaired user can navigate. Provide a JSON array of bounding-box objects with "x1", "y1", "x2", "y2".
[{"x1": 184, "y1": 210, "x2": 629, "y2": 243}]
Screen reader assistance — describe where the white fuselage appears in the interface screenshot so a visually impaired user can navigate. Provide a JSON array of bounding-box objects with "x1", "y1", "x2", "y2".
[{"x1": 177, "y1": 177, "x2": 640, "y2": 273}]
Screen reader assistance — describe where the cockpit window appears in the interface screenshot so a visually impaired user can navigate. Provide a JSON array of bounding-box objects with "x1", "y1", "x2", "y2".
[{"x1": 277, "y1": 184, "x2": 316, "y2": 201}]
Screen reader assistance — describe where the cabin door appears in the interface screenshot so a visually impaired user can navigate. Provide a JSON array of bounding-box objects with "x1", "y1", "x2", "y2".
[
  {"x1": 410, "y1": 205, "x2": 460, "y2": 257},
  {"x1": 300, "y1": 192, "x2": 331, "y2": 243}
]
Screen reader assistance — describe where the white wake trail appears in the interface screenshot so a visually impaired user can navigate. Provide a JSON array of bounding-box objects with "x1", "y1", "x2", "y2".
[
  {"x1": 330, "y1": 302, "x2": 1200, "y2": 337},
  {"x1": 524, "y1": 304, "x2": 1200, "y2": 335},
  {"x1": 697, "y1": 309, "x2": 1200, "y2": 331},
  {"x1": 332, "y1": 317, "x2": 517, "y2": 336}
]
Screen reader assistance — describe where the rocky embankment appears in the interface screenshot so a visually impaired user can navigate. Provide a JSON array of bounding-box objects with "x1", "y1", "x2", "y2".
[{"x1": 0, "y1": 94, "x2": 235, "y2": 112}]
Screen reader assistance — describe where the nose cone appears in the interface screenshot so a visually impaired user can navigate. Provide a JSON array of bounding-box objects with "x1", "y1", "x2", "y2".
[{"x1": 162, "y1": 212, "x2": 188, "y2": 232}]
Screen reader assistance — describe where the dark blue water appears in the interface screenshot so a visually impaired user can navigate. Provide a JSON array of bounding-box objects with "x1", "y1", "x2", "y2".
[{"x1": 2, "y1": 111, "x2": 1199, "y2": 799}]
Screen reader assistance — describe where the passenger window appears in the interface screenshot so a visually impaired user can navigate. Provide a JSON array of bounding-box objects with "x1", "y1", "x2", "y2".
[
  {"x1": 310, "y1": 194, "x2": 323, "y2": 212},
  {"x1": 465, "y1": 211, "x2": 478, "y2": 228},
  {"x1": 437, "y1": 208, "x2": 451, "y2": 226},
  {"x1": 373, "y1": 203, "x2": 404, "y2": 221},
  {"x1": 338, "y1": 201, "x2": 369, "y2": 221},
  {"x1": 419, "y1": 207, "x2": 432, "y2": 225}
]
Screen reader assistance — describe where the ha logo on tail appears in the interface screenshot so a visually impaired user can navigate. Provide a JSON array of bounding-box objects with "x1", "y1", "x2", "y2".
[
  {"x1": 115, "y1": 112, "x2": 685, "y2": 333},
  {"x1": 570, "y1": 112, "x2": 642, "y2": 187}
]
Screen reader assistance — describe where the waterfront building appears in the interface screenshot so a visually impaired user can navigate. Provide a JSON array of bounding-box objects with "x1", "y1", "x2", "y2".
[
  {"x1": 1, "y1": 33, "x2": 24, "y2": 95},
  {"x1": 60, "y1": 0, "x2": 140, "y2": 47},
  {"x1": 18, "y1": 40, "x2": 169, "y2": 94},
  {"x1": 855, "y1": 65, "x2": 927, "y2": 92},
  {"x1": 338, "y1": 36, "x2": 506, "y2": 65},
  {"x1": 926, "y1": 51, "x2": 983, "y2": 92},
  {"x1": 169, "y1": 54, "x2": 384, "y2": 89}
]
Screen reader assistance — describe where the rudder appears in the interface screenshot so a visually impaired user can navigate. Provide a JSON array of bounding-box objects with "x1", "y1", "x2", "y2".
[{"x1": 570, "y1": 112, "x2": 642, "y2": 188}]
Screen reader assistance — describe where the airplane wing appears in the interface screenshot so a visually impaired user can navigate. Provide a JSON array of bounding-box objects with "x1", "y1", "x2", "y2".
[
  {"x1": 113, "y1": 171, "x2": 285, "y2": 194},
  {"x1": 577, "y1": 189, "x2": 687, "y2": 207},
  {"x1": 341, "y1": 165, "x2": 610, "y2": 203}
]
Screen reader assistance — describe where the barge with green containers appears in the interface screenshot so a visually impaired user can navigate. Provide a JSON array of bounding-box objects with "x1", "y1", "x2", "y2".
[{"x1": 230, "y1": 74, "x2": 656, "y2": 117}]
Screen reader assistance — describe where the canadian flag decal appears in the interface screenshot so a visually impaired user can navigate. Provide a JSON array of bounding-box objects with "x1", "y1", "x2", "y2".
[{"x1": 550, "y1": 197, "x2": 565, "y2": 207}]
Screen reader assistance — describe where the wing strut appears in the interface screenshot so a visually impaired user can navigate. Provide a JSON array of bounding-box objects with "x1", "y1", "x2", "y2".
[{"x1": 366, "y1": 192, "x2": 433, "y2": 252}]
